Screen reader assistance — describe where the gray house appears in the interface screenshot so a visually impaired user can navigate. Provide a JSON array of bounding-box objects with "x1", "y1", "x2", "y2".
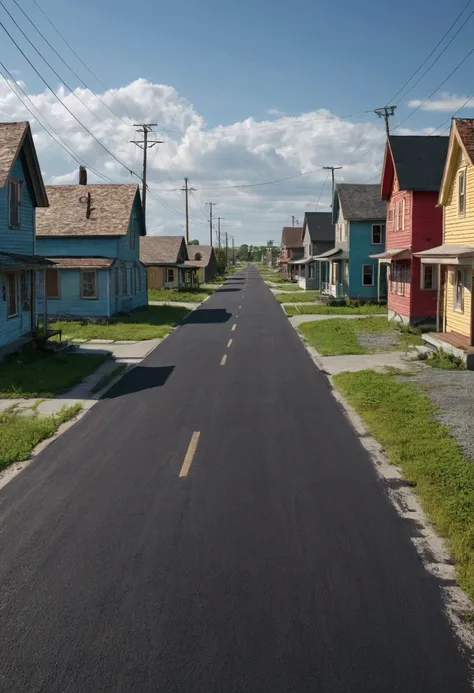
[{"x1": 291, "y1": 212, "x2": 334, "y2": 290}]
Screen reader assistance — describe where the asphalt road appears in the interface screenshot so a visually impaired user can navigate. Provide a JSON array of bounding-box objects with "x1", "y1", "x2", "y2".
[{"x1": 0, "y1": 265, "x2": 471, "y2": 692}]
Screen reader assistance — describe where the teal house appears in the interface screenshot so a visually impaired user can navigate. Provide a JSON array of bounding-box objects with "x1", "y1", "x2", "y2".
[
  {"x1": 0, "y1": 121, "x2": 52, "y2": 356},
  {"x1": 36, "y1": 168, "x2": 147, "y2": 319},
  {"x1": 316, "y1": 183, "x2": 387, "y2": 300}
]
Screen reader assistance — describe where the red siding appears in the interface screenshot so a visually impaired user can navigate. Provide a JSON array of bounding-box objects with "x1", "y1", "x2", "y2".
[
  {"x1": 386, "y1": 172, "x2": 413, "y2": 249},
  {"x1": 411, "y1": 192, "x2": 443, "y2": 253},
  {"x1": 388, "y1": 262, "x2": 411, "y2": 318}
]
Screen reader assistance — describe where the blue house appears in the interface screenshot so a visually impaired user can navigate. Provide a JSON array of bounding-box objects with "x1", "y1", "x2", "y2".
[
  {"x1": 0, "y1": 121, "x2": 52, "y2": 356},
  {"x1": 36, "y1": 169, "x2": 148, "y2": 319},
  {"x1": 315, "y1": 183, "x2": 387, "y2": 300}
]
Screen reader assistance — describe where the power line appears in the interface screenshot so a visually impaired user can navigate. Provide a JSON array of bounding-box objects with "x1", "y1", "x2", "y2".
[
  {"x1": 316, "y1": 171, "x2": 330, "y2": 209},
  {"x1": 0, "y1": 17, "x2": 141, "y2": 180},
  {"x1": 131, "y1": 123, "x2": 163, "y2": 220},
  {"x1": 10, "y1": 0, "x2": 131, "y2": 127}
]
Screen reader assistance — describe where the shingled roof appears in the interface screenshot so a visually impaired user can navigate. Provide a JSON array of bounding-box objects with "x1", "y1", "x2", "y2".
[
  {"x1": 388, "y1": 135, "x2": 449, "y2": 191},
  {"x1": 140, "y1": 236, "x2": 188, "y2": 265},
  {"x1": 281, "y1": 227, "x2": 303, "y2": 248},
  {"x1": 335, "y1": 184, "x2": 386, "y2": 221},
  {"x1": 303, "y1": 212, "x2": 334, "y2": 242},
  {"x1": 454, "y1": 119, "x2": 474, "y2": 165},
  {"x1": 186, "y1": 244, "x2": 214, "y2": 267},
  {"x1": 37, "y1": 184, "x2": 142, "y2": 237},
  {"x1": 0, "y1": 121, "x2": 48, "y2": 206}
]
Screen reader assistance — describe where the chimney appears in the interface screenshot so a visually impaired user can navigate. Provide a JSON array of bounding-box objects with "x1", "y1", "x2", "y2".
[
  {"x1": 79, "y1": 166, "x2": 87, "y2": 185},
  {"x1": 86, "y1": 192, "x2": 92, "y2": 219}
]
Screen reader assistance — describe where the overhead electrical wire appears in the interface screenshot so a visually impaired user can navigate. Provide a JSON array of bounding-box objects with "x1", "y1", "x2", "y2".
[{"x1": 316, "y1": 171, "x2": 330, "y2": 209}]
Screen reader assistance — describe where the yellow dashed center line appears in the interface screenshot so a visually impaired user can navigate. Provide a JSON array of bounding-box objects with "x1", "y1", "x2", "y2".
[
  {"x1": 179, "y1": 432, "x2": 201, "y2": 478},
  {"x1": 220, "y1": 354, "x2": 227, "y2": 366},
  {"x1": 227, "y1": 339, "x2": 233, "y2": 347},
  {"x1": 232, "y1": 324, "x2": 237, "y2": 331}
]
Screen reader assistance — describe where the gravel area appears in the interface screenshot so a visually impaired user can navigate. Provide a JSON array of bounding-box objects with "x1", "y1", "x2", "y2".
[
  {"x1": 399, "y1": 368, "x2": 474, "y2": 461},
  {"x1": 356, "y1": 331, "x2": 400, "y2": 350}
]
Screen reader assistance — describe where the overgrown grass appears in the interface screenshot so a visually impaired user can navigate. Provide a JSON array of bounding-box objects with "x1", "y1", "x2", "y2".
[
  {"x1": 0, "y1": 348, "x2": 107, "y2": 398},
  {"x1": 90, "y1": 364, "x2": 128, "y2": 395},
  {"x1": 148, "y1": 288, "x2": 214, "y2": 303},
  {"x1": 417, "y1": 348, "x2": 467, "y2": 370},
  {"x1": 276, "y1": 291, "x2": 321, "y2": 303},
  {"x1": 333, "y1": 369, "x2": 474, "y2": 600},
  {"x1": 268, "y1": 283, "x2": 302, "y2": 291},
  {"x1": 285, "y1": 303, "x2": 388, "y2": 316},
  {"x1": 0, "y1": 403, "x2": 82, "y2": 468},
  {"x1": 52, "y1": 306, "x2": 189, "y2": 341},
  {"x1": 298, "y1": 317, "x2": 423, "y2": 356}
]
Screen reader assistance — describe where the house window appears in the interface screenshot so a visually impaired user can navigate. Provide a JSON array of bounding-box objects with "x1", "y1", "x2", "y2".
[
  {"x1": 122, "y1": 264, "x2": 128, "y2": 295},
  {"x1": 389, "y1": 209, "x2": 394, "y2": 222},
  {"x1": 362, "y1": 264, "x2": 375, "y2": 286},
  {"x1": 399, "y1": 199, "x2": 405, "y2": 231},
  {"x1": 372, "y1": 224, "x2": 385, "y2": 244},
  {"x1": 390, "y1": 262, "x2": 409, "y2": 296},
  {"x1": 394, "y1": 202, "x2": 399, "y2": 231},
  {"x1": 21, "y1": 271, "x2": 30, "y2": 310},
  {"x1": 6, "y1": 273, "x2": 18, "y2": 317},
  {"x1": 8, "y1": 178, "x2": 21, "y2": 228},
  {"x1": 458, "y1": 169, "x2": 467, "y2": 216},
  {"x1": 45, "y1": 269, "x2": 60, "y2": 298},
  {"x1": 131, "y1": 266, "x2": 136, "y2": 295},
  {"x1": 167, "y1": 268, "x2": 175, "y2": 283},
  {"x1": 421, "y1": 264, "x2": 437, "y2": 291},
  {"x1": 81, "y1": 270, "x2": 98, "y2": 299},
  {"x1": 454, "y1": 268, "x2": 464, "y2": 312},
  {"x1": 114, "y1": 266, "x2": 119, "y2": 298}
]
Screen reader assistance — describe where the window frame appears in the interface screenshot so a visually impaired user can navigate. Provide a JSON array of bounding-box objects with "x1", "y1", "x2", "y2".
[
  {"x1": 122, "y1": 264, "x2": 128, "y2": 295},
  {"x1": 167, "y1": 268, "x2": 175, "y2": 283},
  {"x1": 8, "y1": 177, "x2": 21, "y2": 229},
  {"x1": 361, "y1": 263, "x2": 375, "y2": 287},
  {"x1": 454, "y1": 268, "x2": 464, "y2": 313},
  {"x1": 458, "y1": 168, "x2": 467, "y2": 216},
  {"x1": 421, "y1": 263, "x2": 437, "y2": 291},
  {"x1": 394, "y1": 202, "x2": 399, "y2": 231},
  {"x1": 80, "y1": 269, "x2": 98, "y2": 300},
  {"x1": 45, "y1": 268, "x2": 60, "y2": 299},
  {"x1": 6, "y1": 272, "x2": 18, "y2": 318},
  {"x1": 371, "y1": 223, "x2": 385, "y2": 245}
]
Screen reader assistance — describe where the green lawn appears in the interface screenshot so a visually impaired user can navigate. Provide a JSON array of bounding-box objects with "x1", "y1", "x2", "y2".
[
  {"x1": 334, "y1": 368, "x2": 474, "y2": 601},
  {"x1": 52, "y1": 306, "x2": 190, "y2": 342},
  {"x1": 267, "y1": 283, "x2": 302, "y2": 291},
  {"x1": 0, "y1": 404, "x2": 81, "y2": 468},
  {"x1": 0, "y1": 349, "x2": 108, "y2": 398},
  {"x1": 148, "y1": 288, "x2": 214, "y2": 303},
  {"x1": 285, "y1": 303, "x2": 388, "y2": 316},
  {"x1": 276, "y1": 291, "x2": 321, "y2": 303},
  {"x1": 298, "y1": 317, "x2": 423, "y2": 356}
]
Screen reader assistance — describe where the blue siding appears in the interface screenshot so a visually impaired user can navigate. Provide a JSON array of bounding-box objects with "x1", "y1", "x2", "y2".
[
  {"x1": 37, "y1": 236, "x2": 118, "y2": 257},
  {"x1": 348, "y1": 221, "x2": 385, "y2": 299},
  {"x1": 45, "y1": 268, "x2": 110, "y2": 319},
  {"x1": 0, "y1": 157, "x2": 37, "y2": 348}
]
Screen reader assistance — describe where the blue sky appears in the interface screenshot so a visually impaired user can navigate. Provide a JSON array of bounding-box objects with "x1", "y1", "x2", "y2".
[{"x1": 0, "y1": 0, "x2": 473, "y2": 243}]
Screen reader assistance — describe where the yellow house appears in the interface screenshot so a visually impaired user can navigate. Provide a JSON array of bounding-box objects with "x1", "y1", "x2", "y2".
[{"x1": 416, "y1": 119, "x2": 474, "y2": 362}]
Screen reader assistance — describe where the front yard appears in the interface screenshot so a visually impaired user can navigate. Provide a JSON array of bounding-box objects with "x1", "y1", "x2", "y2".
[
  {"x1": 148, "y1": 288, "x2": 215, "y2": 303},
  {"x1": 285, "y1": 303, "x2": 387, "y2": 316},
  {"x1": 0, "y1": 349, "x2": 108, "y2": 398},
  {"x1": 333, "y1": 368, "x2": 474, "y2": 601},
  {"x1": 276, "y1": 291, "x2": 321, "y2": 303},
  {"x1": 298, "y1": 317, "x2": 423, "y2": 356},
  {"x1": 0, "y1": 404, "x2": 81, "y2": 468},
  {"x1": 51, "y1": 305, "x2": 190, "y2": 341}
]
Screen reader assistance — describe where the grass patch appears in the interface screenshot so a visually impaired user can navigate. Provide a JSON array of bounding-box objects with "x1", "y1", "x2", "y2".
[
  {"x1": 268, "y1": 283, "x2": 302, "y2": 291},
  {"x1": 0, "y1": 404, "x2": 82, "y2": 468},
  {"x1": 276, "y1": 291, "x2": 321, "y2": 303},
  {"x1": 285, "y1": 303, "x2": 388, "y2": 316},
  {"x1": 90, "y1": 364, "x2": 128, "y2": 395},
  {"x1": 0, "y1": 348, "x2": 107, "y2": 398},
  {"x1": 333, "y1": 369, "x2": 474, "y2": 601},
  {"x1": 52, "y1": 306, "x2": 189, "y2": 342},
  {"x1": 417, "y1": 348, "x2": 466, "y2": 370},
  {"x1": 298, "y1": 317, "x2": 423, "y2": 356},
  {"x1": 148, "y1": 288, "x2": 214, "y2": 303}
]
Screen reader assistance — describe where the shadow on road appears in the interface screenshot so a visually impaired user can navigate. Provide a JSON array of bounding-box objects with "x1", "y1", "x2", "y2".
[
  {"x1": 216, "y1": 288, "x2": 241, "y2": 293},
  {"x1": 103, "y1": 365, "x2": 174, "y2": 399},
  {"x1": 182, "y1": 309, "x2": 232, "y2": 324}
]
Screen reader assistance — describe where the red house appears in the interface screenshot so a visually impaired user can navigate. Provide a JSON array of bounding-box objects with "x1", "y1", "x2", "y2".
[
  {"x1": 372, "y1": 135, "x2": 449, "y2": 326},
  {"x1": 279, "y1": 226, "x2": 303, "y2": 279}
]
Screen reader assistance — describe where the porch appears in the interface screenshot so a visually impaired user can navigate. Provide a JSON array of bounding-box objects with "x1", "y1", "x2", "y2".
[
  {"x1": 315, "y1": 248, "x2": 350, "y2": 299},
  {"x1": 423, "y1": 331, "x2": 474, "y2": 369}
]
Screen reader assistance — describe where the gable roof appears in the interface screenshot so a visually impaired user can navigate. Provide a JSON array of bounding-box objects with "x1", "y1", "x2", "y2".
[
  {"x1": 334, "y1": 184, "x2": 386, "y2": 222},
  {"x1": 186, "y1": 244, "x2": 215, "y2": 267},
  {"x1": 381, "y1": 135, "x2": 449, "y2": 198},
  {"x1": 36, "y1": 184, "x2": 142, "y2": 237},
  {"x1": 281, "y1": 226, "x2": 303, "y2": 248},
  {"x1": 303, "y1": 213, "x2": 334, "y2": 242},
  {"x1": 0, "y1": 121, "x2": 48, "y2": 207},
  {"x1": 140, "y1": 235, "x2": 188, "y2": 265},
  {"x1": 439, "y1": 119, "x2": 474, "y2": 206}
]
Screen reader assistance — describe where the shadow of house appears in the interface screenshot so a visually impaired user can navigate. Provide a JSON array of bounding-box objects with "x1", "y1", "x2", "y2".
[
  {"x1": 103, "y1": 365, "x2": 174, "y2": 399},
  {"x1": 182, "y1": 309, "x2": 232, "y2": 325}
]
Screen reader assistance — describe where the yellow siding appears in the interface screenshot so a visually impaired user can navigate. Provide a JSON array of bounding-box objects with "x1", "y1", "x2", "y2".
[
  {"x1": 147, "y1": 266, "x2": 164, "y2": 289},
  {"x1": 197, "y1": 267, "x2": 205, "y2": 283},
  {"x1": 444, "y1": 266, "x2": 472, "y2": 339},
  {"x1": 443, "y1": 149, "x2": 474, "y2": 244}
]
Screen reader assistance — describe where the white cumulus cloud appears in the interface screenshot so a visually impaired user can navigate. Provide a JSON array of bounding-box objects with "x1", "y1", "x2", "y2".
[{"x1": 407, "y1": 92, "x2": 474, "y2": 112}]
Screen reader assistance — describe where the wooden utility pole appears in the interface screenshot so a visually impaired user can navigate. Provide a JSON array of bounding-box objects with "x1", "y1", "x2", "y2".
[
  {"x1": 374, "y1": 106, "x2": 397, "y2": 136},
  {"x1": 206, "y1": 202, "x2": 217, "y2": 246},
  {"x1": 323, "y1": 165, "x2": 343, "y2": 199},
  {"x1": 225, "y1": 232, "x2": 229, "y2": 268},
  {"x1": 131, "y1": 124, "x2": 163, "y2": 221},
  {"x1": 181, "y1": 177, "x2": 196, "y2": 243},
  {"x1": 291, "y1": 215, "x2": 300, "y2": 226},
  {"x1": 217, "y1": 217, "x2": 225, "y2": 249}
]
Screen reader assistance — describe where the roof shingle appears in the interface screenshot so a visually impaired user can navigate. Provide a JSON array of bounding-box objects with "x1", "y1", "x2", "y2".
[
  {"x1": 186, "y1": 244, "x2": 214, "y2": 267},
  {"x1": 388, "y1": 135, "x2": 449, "y2": 191},
  {"x1": 0, "y1": 122, "x2": 28, "y2": 187},
  {"x1": 454, "y1": 119, "x2": 474, "y2": 166},
  {"x1": 140, "y1": 236, "x2": 187, "y2": 265},
  {"x1": 281, "y1": 227, "x2": 303, "y2": 247},
  {"x1": 46, "y1": 257, "x2": 114, "y2": 268},
  {"x1": 303, "y1": 213, "x2": 334, "y2": 242},
  {"x1": 336, "y1": 184, "x2": 386, "y2": 221}
]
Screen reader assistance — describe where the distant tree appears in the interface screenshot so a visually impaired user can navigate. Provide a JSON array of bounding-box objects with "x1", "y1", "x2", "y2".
[
  {"x1": 238, "y1": 244, "x2": 249, "y2": 260},
  {"x1": 189, "y1": 239, "x2": 200, "y2": 245},
  {"x1": 215, "y1": 248, "x2": 227, "y2": 274}
]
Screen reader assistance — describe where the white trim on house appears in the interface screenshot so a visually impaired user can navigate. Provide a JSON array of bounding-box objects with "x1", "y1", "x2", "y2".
[
  {"x1": 361, "y1": 264, "x2": 375, "y2": 287},
  {"x1": 80, "y1": 269, "x2": 98, "y2": 300}
]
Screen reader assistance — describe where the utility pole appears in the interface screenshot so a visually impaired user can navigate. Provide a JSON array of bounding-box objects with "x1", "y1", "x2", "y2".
[
  {"x1": 131, "y1": 124, "x2": 163, "y2": 221},
  {"x1": 217, "y1": 217, "x2": 225, "y2": 249},
  {"x1": 374, "y1": 106, "x2": 397, "y2": 137},
  {"x1": 181, "y1": 177, "x2": 196, "y2": 243},
  {"x1": 323, "y1": 165, "x2": 343, "y2": 200},
  {"x1": 225, "y1": 232, "x2": 229, "y2": 268},
  {"x1": 206, "y1": 202, "x2": 217, "y2": 246},
  {"x1": 291, "y1": 215, "x2": 300, "y2": 227}
]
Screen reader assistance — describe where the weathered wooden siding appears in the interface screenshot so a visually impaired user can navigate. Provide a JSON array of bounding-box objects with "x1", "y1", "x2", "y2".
[
  {"x1": 386, "y1": 188, "x2": 412, "y2": 250},
  {"x1": 387, "y1": 262, "x2": 411, "y2": 320},
  {"x1": 0, "y1": 156, "x2": 35, "y2": 256},
  {"x1": 147, "y1": 266, "x2": 164, "y2": 289},
  {"x1": 445, "y1": 267, "x2": 472, "y2": 338},
  {"x1": 37, "y1": 236, "x2": 119, "y2": 257},
  {"x1": 349, "y1": 221, "x2": 384, "y2": 299},
  {"x1": 46, "y1": 269, "x2": 110, "y2": 319}
]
